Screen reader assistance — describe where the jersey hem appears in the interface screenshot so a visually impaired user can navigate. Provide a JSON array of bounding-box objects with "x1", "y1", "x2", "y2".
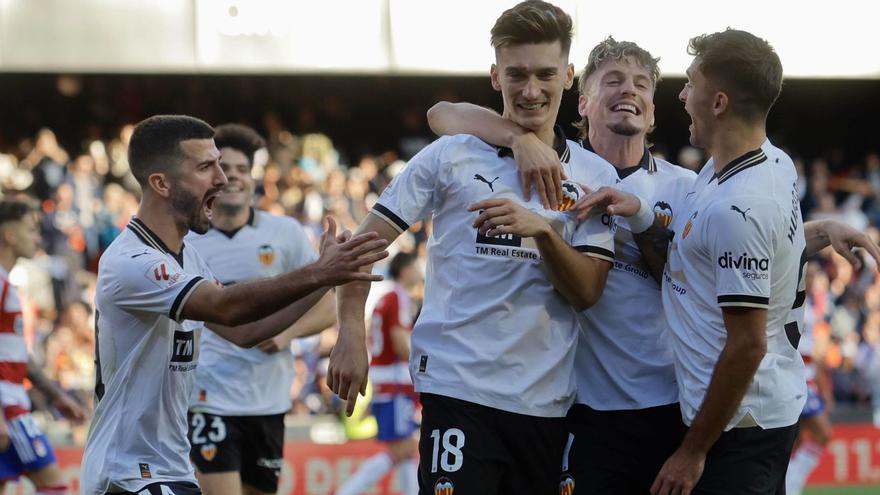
[{"x1": 415, "y1": 381, "x2": 571, "y2": 418}]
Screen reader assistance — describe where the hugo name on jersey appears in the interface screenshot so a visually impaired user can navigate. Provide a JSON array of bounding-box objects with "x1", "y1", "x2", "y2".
[
  {"x1": 574, "y1": 152, "x2": 696, "y2": 410},
  {"x1": 81, "y1": 218, "x2": 213, "y2": 495},
  {"x1": 187, "y1": 209, "x2": 317, "y2": 416},
  {"x1": 0, "y1": 269, "x2": 30, "y2": 420},
  {"x1": 370, "y1": 132, "x2": 616, "y2": 417},
  {"x1": 369, "y1": 285, "x2": 414, "y2": 399},
  {"x1": 662, "y1": 140, "x2": 807, "y2": 430}
]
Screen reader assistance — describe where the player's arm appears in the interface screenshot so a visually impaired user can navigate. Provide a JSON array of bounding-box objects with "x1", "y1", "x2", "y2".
[
  {"x1": 427, "y1": 101, "x2": 564, "y2": 209},
  {"x1": 257, "y1": 290, "x2": 337, "y2": 353},
  {"x1": 329, "y1": 214, "x2": 402, "y2": 416},
  {"x1": 26, "y1": 358, "x2": 85, "y2": 422},
  {"x1": 469, "y1": 198, "x2": 610, "y2": 309},
  {"x1": 634, "y1": 219, "x2": 674, "y2": 284},
  {"x1": 652, "y1": 307, "x2": 767, "y2": 495},
  {"x1": 804, "y1": 219, "x2": 880, "y2": 268},
  {"x1": 573, "y1": 186, "x2": 664, "y2": 280},
  {"x1": 390, "y1": 325, "x2": 411, "y2": 361},
  {"x1": 181, "y1": 217, "x2": 388, "y2": 327},
  {"x1": 206, "y1": 286, "x2": 329, "y2": 348}
]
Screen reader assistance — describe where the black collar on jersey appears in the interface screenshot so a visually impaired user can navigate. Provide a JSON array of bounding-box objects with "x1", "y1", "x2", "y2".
[
  {"x1": 712, "y1": 149, "x2": 767, "y2": 185},
  {"x1": 127, "y1": 217, "x2": 186, "y2": 267},
  {"x1": 580, "y1": 139, "x2": 657, "y2": 179},
  {"x1": 213, "y1": 207, "x2": 256, "y2": 239},
  {"x1": 495, "y1": 125, "x2": 571, "y2": 164}
]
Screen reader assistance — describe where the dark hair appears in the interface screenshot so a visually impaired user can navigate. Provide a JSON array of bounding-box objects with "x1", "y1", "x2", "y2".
[
  {"x1": 128, "y1": 115, "x2": 215, "y2": 185},
  {"x1": 574, "y1": 37, "x2": 661, "y2": 139},
  {"x1": 490, "y1": 0, "x2": 573, "y2": 56},
  {"x1": 214, "y1": 123, "x2": 266, "y2": 167},
  {"x1": 389, "y1": 252, "x2": 417, "y2": 281},
  {"x1": 687, "y1": 29, "x2": 783, "y2": 121},
  {"x1": 0, "y1": 199, "x2": 33, "y2": 226}
]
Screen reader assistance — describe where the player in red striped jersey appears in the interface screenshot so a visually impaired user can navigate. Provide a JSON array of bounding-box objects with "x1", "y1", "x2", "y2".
[{"x1": 0, "y1": 199, "x2": 84, "y2": 494}]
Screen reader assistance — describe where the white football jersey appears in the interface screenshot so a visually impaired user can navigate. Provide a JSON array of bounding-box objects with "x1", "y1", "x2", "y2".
[
  {"x1": 662, "y1": 140, "x2": 807, "y2": 430},
  {"x1": 82, "y1": 218, "x2": 214, "y2": 494},
  {"x1": 574, "y1": 146, "x2": 696, "y2": 410},
  {"x1": 187, "y1": 209, "x2": 317, "y2": 416},
  {"x1": 371, "y1": 130, "x2": 617, "y2": 417}
]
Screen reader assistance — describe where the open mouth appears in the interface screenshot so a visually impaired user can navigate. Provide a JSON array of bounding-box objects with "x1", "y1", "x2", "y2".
[
  {"x1": 204, "y1": 193, "x2": 217, "y2": 220},
  {"x1": 611, "y1": 103, "x2": 641, "y2": 115},
  {"x1": 518, "y1": 102, "x2": 547, "y2": 111}
]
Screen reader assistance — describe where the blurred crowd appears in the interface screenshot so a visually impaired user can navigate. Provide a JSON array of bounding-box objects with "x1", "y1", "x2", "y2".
[{"x1": 0, "y1": 119, "x2": 878, "y2": 445}]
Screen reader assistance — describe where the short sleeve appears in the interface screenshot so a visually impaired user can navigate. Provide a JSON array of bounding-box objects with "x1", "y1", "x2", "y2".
[
  {"x1": 371, "y1": 138, "x2": 448, "y2": 233},
  {"x1": 107, "y1": 252, "x2": 207, "y2": 322},
  {"x1": 709, "y1": 198, "x2": 779, "y2": 309},
  {"x1": 284, "y1": 218, "x2": 318, "y2": 269},
  {"x1": 571, "y1": 212, "x2": 615, "y2": 263}
]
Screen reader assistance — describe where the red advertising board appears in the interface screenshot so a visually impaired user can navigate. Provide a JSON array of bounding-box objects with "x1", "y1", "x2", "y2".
[
  {"x1": 4, "y1": 425, "x2": 880, "y2": 494},
  {"x1": 808, "y1": 423, "x2": 880, "y2": 485}
]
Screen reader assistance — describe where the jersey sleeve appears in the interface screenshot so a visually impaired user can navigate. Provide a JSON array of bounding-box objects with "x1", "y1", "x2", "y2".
[
  {"x1": 571, "y1": 213, "x2": 615, "y2": 262},
  {"x1": 107, "y1": 252, "x2": 207, "y2": 322},
  {"x1": 370, "y1": 138, "x2": 449, "y2": 233},
  {"x1": 708, "y1": 198, "x2": 779, "y2": 309},
  {"x1": 569, "y1": 160, "x2": 617, "y2": 262},
  {"x1": 284, "y1": 218, "x2": 318, "y2": 269}
]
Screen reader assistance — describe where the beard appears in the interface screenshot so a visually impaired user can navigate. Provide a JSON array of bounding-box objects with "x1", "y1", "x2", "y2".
[
  {"x1": 607, "y1": 121, "x2": 642, "y2": 136},
  {"x1": 170, "y1": 185, "x2": 210, "y2": 235}
]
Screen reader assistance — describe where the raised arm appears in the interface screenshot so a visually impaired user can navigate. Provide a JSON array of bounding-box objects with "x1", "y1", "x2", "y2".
[
  {"x1": 328, "y1": 213, "x2": 402, "y2": 416},
  {"x1": 256, "y1": 290, "x2": 337, "y2": 353},
  {"x1": 181, "y1": 217, "x2": 388, "y2": 327},
  {"x1": 804, "y1": 219, "x2": 880, "y2": 268},
  {"x1": 206, "y1": 287, "x2": 330, "y2": 349},
  {"x1": 427, "y1": 101, "x2": 564, "y2": 209}
]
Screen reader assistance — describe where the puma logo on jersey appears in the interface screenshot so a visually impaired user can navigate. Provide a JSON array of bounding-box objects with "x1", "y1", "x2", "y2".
[
  {"x1": 474, "y1": 174, "x2": 500, "y2": 191},
  {"x1": 131, "y1": 251, "x2": 149, "y2": 258},
  {"x1": 730, "y1": 205, "x2": 751, "y2": 221}
]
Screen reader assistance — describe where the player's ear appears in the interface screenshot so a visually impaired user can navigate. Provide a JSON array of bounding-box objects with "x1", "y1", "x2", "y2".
[
  {"x1": 490, "y1": 64, "x2": 502, "y2": 91},
  {"x1": 564, "y1": 63, "x2": 575, "y2": 90},
  {"x1": 147, "y1": 172, "x2": 172, "y2": 198},
  {"x1": 712, "y1": 91, "x2": 729, "y2": 117},
  {"x1": 578, "y1": 94, "x2": 589, "y2": 118}
]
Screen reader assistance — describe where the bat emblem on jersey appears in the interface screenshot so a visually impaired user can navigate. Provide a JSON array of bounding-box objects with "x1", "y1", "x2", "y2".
[
  {"x1": 154, "y1": 264, "x2": 169, "y2": 281},
  {"x1": 730, "y1": 205, "x2": 751, "y2": 222},
  {"x1": 434, "y1": 477, "x2": 454, "y2": 495},
  {"x1": 558, "y1": 181, "x2": 584, "y2": 212},
  {"x1": 473, "y1": 174, "x2": 500, "y2": 192},
  {"x1": 653, "y1": 201, "x2": 673, "y2": 228},
  {"x1": 258, "y1": 245, "x2": 275, "y2": 266},
  {"x1": 559, "y1": 474, "x2": 576, "y2": 495}
]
